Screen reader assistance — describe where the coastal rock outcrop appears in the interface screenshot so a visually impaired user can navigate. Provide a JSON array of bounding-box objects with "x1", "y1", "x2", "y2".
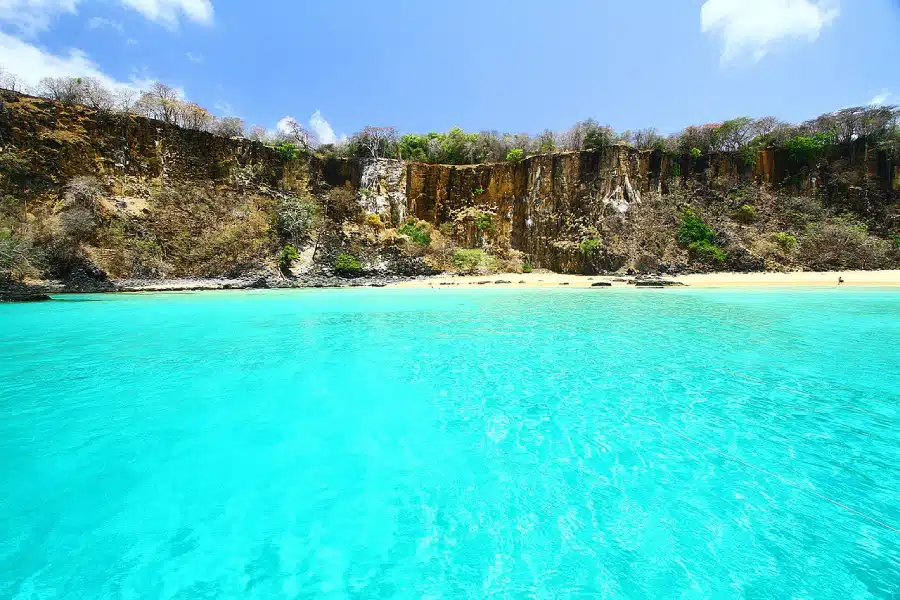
[{"x1": 1, "y1": 90, "x2": 898, "y2": 290}]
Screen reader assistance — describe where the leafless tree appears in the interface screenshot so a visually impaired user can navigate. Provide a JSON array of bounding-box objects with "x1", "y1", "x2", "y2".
[
  {"x1": 354, "y1": 126, "x2": 398, "y2": 158},
  {"x1": 37, "y1": 76, "x2": 86, "y2": 104},
  {"x1": 626, "y1": 128, "x2": 666, "y2": 150},
  {"x1": 80, "y1": 77, "x2": 115, "y2": 111},
  {"x1": 560, "y1": 119, "x2": 615, "y2": 151},
  {"x1": 114, "y1": 88, "x2": 140, "y2": 113},
  {"x1": 535, "y1": 129, "x2": 556, "y2": 153},
  {"x1": 135, "y1": 82, "x2": 181, "y2": 124},
  {"x1": 276, "y1": 117, "x2": 313, "y2": 148},
  {"x1": 669, "y1": 123, "x2": 720, "y2": 153},
  {"x1": 804, "y1": 106, "x2": 900, "y2": 143},
  {"x1": 177, "y1": 103, "x2": 213, "y2": 130},
  {"x1": 0, "y1": 66, "x2": 25, "y2": 92},
  {"x1": 212, "y1": 117, "x2": 246, "y2": 137},
  {"x1": 248, "y1": 125, "x2": 269, "y2": 143}
]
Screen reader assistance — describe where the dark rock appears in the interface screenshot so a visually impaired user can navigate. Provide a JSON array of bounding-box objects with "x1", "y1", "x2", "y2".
[
  {"x1": 0, "y1": 281, "x2": 54, "y2": 302},
  {"x1": 0, "y1": 291, "x2": 52, "y2": 302},
  {"x1": 559, "y1": 282, "x2": 570, "y2": 286},
  {"x1": 634, "y1": 280, "x2": 685, "y2": 287},
  {"x1": 591, "y1": 282, "x2": 612, "y2": 287},
  {"x1": 494, "y1": 280, "x2": 511, "y2": 284}
]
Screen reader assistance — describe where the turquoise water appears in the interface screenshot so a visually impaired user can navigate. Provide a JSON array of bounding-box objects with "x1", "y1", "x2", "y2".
[{"x1": 1, "y1": 288, "x2": 899, "y2": 599}]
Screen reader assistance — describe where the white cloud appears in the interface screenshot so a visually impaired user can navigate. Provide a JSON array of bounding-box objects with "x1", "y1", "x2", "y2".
[
  {"x1": 213, "y1": 100, "x2": 232, "y2": 114},
  {"x1": 185, "y1": 51, "x2": 203, "y2": 63},
  {"x1": 269, "y1": 115, "x2": 345, "y2": 145},
  {"x1": 309, "y1": 109, "x2": 342, "y2": 145},
  {"x1": 87, "y1": 16, "x2": 123, "y2": 32},
  {"x1": 0, "y1": 0, "x2": 212, "y2": 34},
  {"x1": 120, "y1": 0, "x2": 213, "y2": 28},
  {"x1": 0, "y1": 0, "x2": 77, "y2": 35},
  {"x1": 275, "y1": 116, "x2": 297, "y2": 135},
  {"x1": 701, "y1": 0, "x2": 838, "y2": 62},
  {"x1": 869, "y1": 90, "x2": 891, "y2": 106},
  {"x1": 0, "y1": 30, "x2": 151, "y2": 92}
]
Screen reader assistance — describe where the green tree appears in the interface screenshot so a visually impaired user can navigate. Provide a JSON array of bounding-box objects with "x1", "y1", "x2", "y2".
[
  {"x1": 505, "y1": 148, "x2": 525, "y2": 163},
  {"x1": 335, "y1": 253, "x2": 362, "y2": 275},
  {"x1": 279, "y1": 244, "x2": 300, "y2": 270},
  {"x1": 678, "y1": 208, "x2": 727, "y2": 265},
  {"x1": 398, "y1": 220, "x2": 431, "y2": 246}
]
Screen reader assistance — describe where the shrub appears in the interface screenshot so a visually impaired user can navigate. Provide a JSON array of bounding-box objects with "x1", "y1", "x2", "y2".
[
  {"x1": 773, "y1": 232, "x2": 797, "y2": 252},
  {"x1": 0, "y1": 229, "x2": 37, "y2": 281},
  {"x1": 889, "y1": 233, "x2": 900, "y2": 250},
  {"x1": 522, "y1": 262, "x2": 533, "y2": 273},
  {"x1": 677, "y1": 208, "x2": 716, "y2": 246},
  {"x1": 690, "y1": 147, "x2": 702, "y2": 160},
  {"x1": 438, "y1": 222, "x2": 455, "y2": 237},
  {"x1": 678, "y1": 208, "x2": 727, "y2": 265},
  {"x1": 63, "y1": 176, "x2": 103, "y2": 210},
  {"x1": 325, "y1": 185, "x2": 359, "y2": 221},
  {"x1": 579, "y1": 238, "x2": 602, "y2": 255},
  {"x1": 365, "y1": 213, "x2": 384, "y2": 229},
  {"x1": 275, "y1": 142, "x2": 301, "y2": 161},
  {"x1": 398, "y1": 219, "x2": 431, "y2": 246},
  {"x1": 473, "y1": 187, "x2": 485, "y2": 196},
  {"x1": 130, "y1": 239, "x2": 166, "y2": 278},
  {"x1": 505, "y1": 148, "x2": 525, "y2": 163},
  {"x1": 279, "y1": 244, "x2": 300, "y2": 270},
  {"x1": 799, "y1": 217, "x2": 890, "y2": 270},
  {"x1": 453, "y1": 249, "x2": 497, "y2": 273},
  {"x1": 0, "y1": 150, "x2": 31, "y2": 176},
  {"x1": 276, "y1": 195, "x2": 320, "y2": 244},
  {"x1": 784, "y1": 134, "x2": 827, "y2": 167},
  {"x1": 474, "y1": 213, "x2": 494, "y2": 232},
  {"x1": 59, "y1": 208, "x2": 97, "y2": 242},
  {"x1": 731, "y1": 204, "x2": 757, "y2": 224},
  {"x1": 335, "y1": 252, "x2": 362, "y2": 275},
  {"x1": 688, "y1": 241, "x2": 727, "y2": 264}
]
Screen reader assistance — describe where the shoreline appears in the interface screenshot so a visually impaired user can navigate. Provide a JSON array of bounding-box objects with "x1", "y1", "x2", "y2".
[
  {"x1": 4, "y1": 270, "x2": 900, "y2": 302},
  {"x1": 388, "y1": 270, "x2": 900, "y2": 289}
]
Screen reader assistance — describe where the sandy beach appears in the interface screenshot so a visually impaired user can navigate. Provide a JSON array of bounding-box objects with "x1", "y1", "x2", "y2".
[{"x1": 388, "y1": 270, "x2": 900, "y2": 289}]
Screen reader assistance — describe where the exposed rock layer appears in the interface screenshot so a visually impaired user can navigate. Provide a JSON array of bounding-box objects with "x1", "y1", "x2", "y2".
[{"x1": 1, "y1": 90, "x2": 898, "y2": 283}]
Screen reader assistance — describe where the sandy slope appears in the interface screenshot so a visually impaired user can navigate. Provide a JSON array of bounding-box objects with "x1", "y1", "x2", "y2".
[{"x1": 388, "y1": 270, "x2": 900, "y2": 289}]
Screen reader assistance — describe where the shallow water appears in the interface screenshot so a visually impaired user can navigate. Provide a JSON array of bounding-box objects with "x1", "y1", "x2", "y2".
[{"x1": 1, "y1": 288, "x2": 899, "y2": 599}]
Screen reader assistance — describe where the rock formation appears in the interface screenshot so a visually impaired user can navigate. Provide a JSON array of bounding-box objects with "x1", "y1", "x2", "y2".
[{"x1": 1, "y1": 90, "x2": 898, "y2": 289}]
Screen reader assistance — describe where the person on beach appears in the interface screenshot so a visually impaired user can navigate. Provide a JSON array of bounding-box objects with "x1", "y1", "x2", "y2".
[{"x1": 838, "y1": 277, "x2": 844, "y2": 285}]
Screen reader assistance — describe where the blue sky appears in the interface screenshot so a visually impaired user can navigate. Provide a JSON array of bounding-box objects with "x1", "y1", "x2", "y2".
[{"x1": 1, "y1": 0, "x2": 898, "y2": 142}]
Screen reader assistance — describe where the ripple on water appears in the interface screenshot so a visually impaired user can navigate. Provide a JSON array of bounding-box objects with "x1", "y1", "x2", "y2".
[{"x1": 0, "y1": 288, "x2": 899, "y2": 599}]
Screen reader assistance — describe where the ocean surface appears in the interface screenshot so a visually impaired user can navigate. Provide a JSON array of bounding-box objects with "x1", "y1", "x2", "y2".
[{"x1": 1, "y1": 287, "x2": 899, "y2": 599}]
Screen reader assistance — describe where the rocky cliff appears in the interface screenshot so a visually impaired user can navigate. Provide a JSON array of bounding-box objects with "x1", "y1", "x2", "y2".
[{"x1": 1, "y1": 90, "x2": 898, "y2": 289}]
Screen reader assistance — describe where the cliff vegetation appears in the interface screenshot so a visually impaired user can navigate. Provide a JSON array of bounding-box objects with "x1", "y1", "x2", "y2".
[{"x1": 1, "y1": 80, "x2": 899, "y2": 289}]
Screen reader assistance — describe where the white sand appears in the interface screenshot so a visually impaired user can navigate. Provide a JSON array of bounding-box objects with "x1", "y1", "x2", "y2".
[{"x1": 388, "y1": 270, "x2": 900, "y2": 289}]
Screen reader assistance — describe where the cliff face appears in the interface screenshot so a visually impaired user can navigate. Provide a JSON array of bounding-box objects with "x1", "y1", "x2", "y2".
[
  {"x1": 347, "y1": 144, "x2": 899, "y2": 273},
  {"x1": 1, "y1": 90, "x2": 898, "y2": 285}
]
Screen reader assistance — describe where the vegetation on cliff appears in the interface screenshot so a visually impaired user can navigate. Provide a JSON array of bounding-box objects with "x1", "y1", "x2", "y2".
[{"x1": 0, "y1": 83, "x2": 898, "y2": 287}]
